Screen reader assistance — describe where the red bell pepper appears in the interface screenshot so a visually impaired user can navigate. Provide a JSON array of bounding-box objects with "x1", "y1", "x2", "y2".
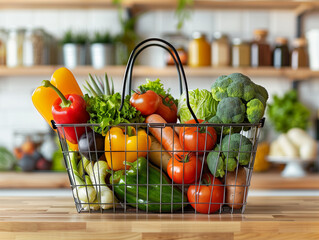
[{"x1": 42, "y1": 80, "x2": 90, "y2": 144}]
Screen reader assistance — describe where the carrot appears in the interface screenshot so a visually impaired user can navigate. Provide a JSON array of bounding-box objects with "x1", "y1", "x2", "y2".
[{"x1": 145, "y1": 114, "x2": 183, "y2": 156}]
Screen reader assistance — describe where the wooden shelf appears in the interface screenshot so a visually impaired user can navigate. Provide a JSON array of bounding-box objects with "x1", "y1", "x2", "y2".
[
  {"x1": 0, "y1": 66, "x2": 318, "y2": 80},
  {"x1": 130, "y1": 0, "x2": 319, "y2": 13},
  {"x1": 0, "y1": 0, "x2": 318, "y2": 13},
  {"x1": 0, "y1": 0, "x2": 115, "y2": 9},
  {"x1": 250, "y1": 172, "x2": 319, "y2": 190},
  {"x1": 0, "y1": 172, "x2": 69, "y2": 189}
]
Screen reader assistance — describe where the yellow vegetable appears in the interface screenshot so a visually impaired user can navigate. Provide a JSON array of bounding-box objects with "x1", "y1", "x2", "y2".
[{"x1": 253, "y1": 142, "x2": 270, "y2": 172}]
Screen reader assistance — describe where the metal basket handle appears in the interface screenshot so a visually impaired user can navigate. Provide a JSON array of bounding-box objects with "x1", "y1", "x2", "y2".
[{"x1": 119, "y1": 38, "x2": 199, "y2": 123}]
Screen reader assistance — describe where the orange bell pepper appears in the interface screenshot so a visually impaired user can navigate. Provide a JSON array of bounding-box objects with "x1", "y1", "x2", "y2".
[{"x1": 32, "y1": 67, "x2": 83, "y2": 129}]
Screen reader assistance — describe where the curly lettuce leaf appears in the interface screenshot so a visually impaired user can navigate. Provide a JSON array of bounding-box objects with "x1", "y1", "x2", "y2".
[{"x1": 84, "y1": 93, "x2": 144, "y2": 135}]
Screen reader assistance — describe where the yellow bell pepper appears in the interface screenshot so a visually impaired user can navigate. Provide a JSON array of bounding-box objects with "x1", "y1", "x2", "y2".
[
  {"x1": 105, "y1": 127, "x2": 151, "y2": 171},
  {"x1": 31, "y1": 67, "x2": 83, "y2": 129}
]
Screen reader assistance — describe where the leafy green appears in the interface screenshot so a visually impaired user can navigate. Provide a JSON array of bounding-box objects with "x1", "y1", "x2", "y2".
[
  {"x1": 207, "y1": 145, "x2": 225, "y2": 178},
  {"x1": 175, "y1": 0, "x2": 194, "y2": 30},
  {"x1": 0, "y1": 146, "x2": 17, "y2": 171},
  {"x1": 267, "y1": 90, "x2": 311, "y2": 133},
  {"x1": 178, "y1": 89, "x2": 218, "y2": 123},
  {"x1": 91, "y1": 32, "x2": 113, "y2": 44},
  {"x1": 84, "y1": 93, "x2": 144, "y2": 135},
  {"x1": 138, "y1": 79, "x2": 177, "y2": 105}
]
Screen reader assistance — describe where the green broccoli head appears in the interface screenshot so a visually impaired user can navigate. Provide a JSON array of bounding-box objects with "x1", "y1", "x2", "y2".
[
  {"x1": 215, "y1": 97, "x2": 246, "y2": 124},
  {"x1": 224, "y1": 157, "x2": 237, "y2": 171},
  {"x1": 211, "y1": 73, "x2": 257, "y2": 102},
  {"x1": 221, "y1": 133, "x2": 252, "y2": 165},
  {"x1": 246, "y1": 98, "x2": 265, "y2": 124},
  {"x1": 207, "y1": 145, "x2": 225, "y2": 178},
  {"x1": 211, "y1": 75, "x2": 230, "y2": 101}
]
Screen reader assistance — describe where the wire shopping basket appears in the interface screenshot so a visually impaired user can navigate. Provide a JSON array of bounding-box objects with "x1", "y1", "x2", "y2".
[{"x1": 53, "y1": 38, "x2": 265, "y2": 214}]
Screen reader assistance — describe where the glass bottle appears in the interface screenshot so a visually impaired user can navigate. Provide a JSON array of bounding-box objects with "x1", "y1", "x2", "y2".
[
  {"x1": 251, "y1": 29, "x2": 271, "y2": 67},
  {"x1": 291, "y1": 38, "x2": 308, "y2": 69},
  {"x1": 163, "y1": 33, "x2": 188, "y2": 66},
  {"x1": 188, "y1": 32, "x2": 211, "y2": 67},
  {"x1": 232, "y1": 38, "x2": 250, "y2": 67},
  {"x1": 6, "y1": 28, "x2": 25, "y2": 67},
  {"x1": 23, "y1": 28, "x2": 44, "y2": 66},
  {"x1": 211, "y1": 32, "x2": 230, "y2": 67},
  {"x1": 0, "y1": 29, "x2": 6, "y2": 65},
  {"x1": 273, "y1": 37, "x2": 290, "y2": 68}
]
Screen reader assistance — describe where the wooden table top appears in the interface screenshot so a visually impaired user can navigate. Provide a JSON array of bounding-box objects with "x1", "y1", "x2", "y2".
[
  {"x1": 0, "y1": 196, "x2": 318, "y2": 240},
  {"x1": 2, "y1": 171, "x2": 319, "y2": 190}
]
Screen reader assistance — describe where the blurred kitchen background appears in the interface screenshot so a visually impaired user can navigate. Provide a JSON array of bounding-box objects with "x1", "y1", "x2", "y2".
[{"x1": 1, "y1": 0, "x2": 319, "y2": 192}]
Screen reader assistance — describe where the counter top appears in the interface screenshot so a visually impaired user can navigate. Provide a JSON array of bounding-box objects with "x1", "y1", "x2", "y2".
[
  {"x1": 2, "y1": 171, "x2": 319, "y2": 190},
  {"x1": 0, "y1": 196, "x2": 318, "y2": 239}
]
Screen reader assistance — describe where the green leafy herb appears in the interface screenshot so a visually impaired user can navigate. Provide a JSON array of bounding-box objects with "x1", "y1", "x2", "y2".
[
  {"x1": 267, "y1": 89, "x2": 311, "y2": 133},
  {"x1": 84, "y1": 93, "x2": 144, "y2": 135},
  {"x1": 175, "y1": 0, "x2": 194, "y2": 30},
  {"x1": 91, "y1": 32, "x2": 113, "y2": 44}
]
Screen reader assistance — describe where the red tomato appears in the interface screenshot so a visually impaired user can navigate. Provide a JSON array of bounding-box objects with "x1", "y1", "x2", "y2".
[
  {"x1": 179, "y1": 119, "x2": 217, "y2": 155},
  {"x1": 130, "y1": 90, "x2": 160, "y2": 116},
  {"x1": 187, "y1": 173, "x2": 224, "y2": 214},
  {"x1": 155, "y1": 95, "x2": 177, "y2": 123},
  {"x1": 167, "y1": 153, "x2": 202, "y2": 184}
]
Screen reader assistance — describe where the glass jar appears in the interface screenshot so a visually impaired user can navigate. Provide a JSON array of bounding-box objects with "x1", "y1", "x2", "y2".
[
  {"x1": 6, "y1": 28, "x2": 25, "y2": 67},
  {"x1": 163, "y1": 33, "x2": 188, "y2": 66},
  {"x1": 211, "y1": 32, "x2": 230, "y2": 67},
  {"x1": 273, "y1": 37, "x2": 290, "y2": 68},
  {"x1": 231, "y1": 38, "x2": 250, "y2": 67},
  {"x1": 0, "y1": 29, "x2": 6, "y2": 65},
  {"x1": 291, "y1": 38, "x2": 308, "y2": 69},
  {"x1": 23, "y1": 28, "x2": 44, "y2": 66},
  {"x1": 188, "y1": 32, "x2": 211, "y2": 67},
  {"x1": 251, "y1": 29, "x2": 271, "y2": 67}
]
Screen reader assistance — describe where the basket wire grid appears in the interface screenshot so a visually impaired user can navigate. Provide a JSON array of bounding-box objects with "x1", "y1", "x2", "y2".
[{"x1": 54, "y1": 38, "x2": 265, "y2": 214}]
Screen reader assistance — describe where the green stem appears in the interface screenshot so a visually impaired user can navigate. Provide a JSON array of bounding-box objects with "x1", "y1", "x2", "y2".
[{"x1": 42, "y1": 80, "x2": 72, "y2": 108}]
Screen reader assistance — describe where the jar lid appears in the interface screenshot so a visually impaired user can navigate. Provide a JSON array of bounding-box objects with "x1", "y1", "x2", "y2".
[
  {"x1": 232, "y1": 38, "x2": 243, "y2": 45},
  {"x1": 275, "y1": 37, "x2": 288, "y2": 45},
  {"x1": 192, "y1": 31, "x2": 206, "y2": 39},
  {"x1": 213, "y1": 32, "x2": 228, "y2": 39},
  {"x1": 254, "y1": 29, "x2": 268, "y2": 36},
  {"x1": 293, "y1": 38, "x2": 307, "y2": 47}
]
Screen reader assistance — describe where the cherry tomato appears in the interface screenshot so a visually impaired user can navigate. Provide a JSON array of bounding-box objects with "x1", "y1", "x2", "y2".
[
  {"x1": 130, "y1": 90, "x2": 160, "y2": 116},
  {"x1": 187, "y1": 173, "x2": 224, "y2": 214},
  {"x1": 179, "y1": 119, "x2": 217, "y2": 155},
  {"x1": 155, "y1": 95, "x2": 177, "y2": 123},
  {"x1": 167, "y1": 153, "x2": 202, "y2": 184}
]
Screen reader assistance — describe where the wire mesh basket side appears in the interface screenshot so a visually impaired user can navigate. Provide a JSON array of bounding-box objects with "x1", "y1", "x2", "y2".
[{"x1": 55, "y1": 120, "x2": 263, "y2": 214}]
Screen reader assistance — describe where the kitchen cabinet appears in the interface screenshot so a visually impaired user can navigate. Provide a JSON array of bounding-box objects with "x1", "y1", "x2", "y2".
[{"x1": 0, "y1": 195, "x2": 318, "y2": 239}]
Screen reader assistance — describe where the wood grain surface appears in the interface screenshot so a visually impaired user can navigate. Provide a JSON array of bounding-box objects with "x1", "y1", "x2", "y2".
[
  {"x1": 2, "y1": 171, "x2": 319, "y2": 190},
  {"x1": 0, "y1": 172, "x2": 69, "y2": 189},
  {"x1": 0, "y1": 196, "x2": 318, "y2": 239}
]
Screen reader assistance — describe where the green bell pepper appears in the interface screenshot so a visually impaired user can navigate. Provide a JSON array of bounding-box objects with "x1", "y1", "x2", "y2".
[{"x1": 110, "y1": 157, "x2": 187, "y2": 212}]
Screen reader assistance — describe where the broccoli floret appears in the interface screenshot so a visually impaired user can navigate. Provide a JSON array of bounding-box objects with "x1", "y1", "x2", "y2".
[
  {"x1": 207, "y1": 145, "x2": 225, "y2": 178},
  {"x1": 211, "y1": 73, "x2": 257, "y2": 102},
  {"x1": 255, "y1": 84, "x2": 269, "y2": 103},
  {"x1": 211, "y1": 75, "x2": 230, "y2": 101},
  {"x1": 224, "y1": 157, "x2": 237, "y2": 171},
  {"x1": 246, "y1": 98, "x2": 265, "y2": 124},
  {"x1": 221, "y1": 133, "x2": 252, "y2": 165},
  {"x1": 215, "y1": 97, "x2": 246, "y2": 124}
]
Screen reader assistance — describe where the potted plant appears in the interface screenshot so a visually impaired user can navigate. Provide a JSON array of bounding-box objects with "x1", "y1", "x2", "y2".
[
  {"x1": 90, "y1": 31, "x2": 114, "y2": 69},
  {"x1": 61, "y1": 30, "x2": 87, "y2": 69}
]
